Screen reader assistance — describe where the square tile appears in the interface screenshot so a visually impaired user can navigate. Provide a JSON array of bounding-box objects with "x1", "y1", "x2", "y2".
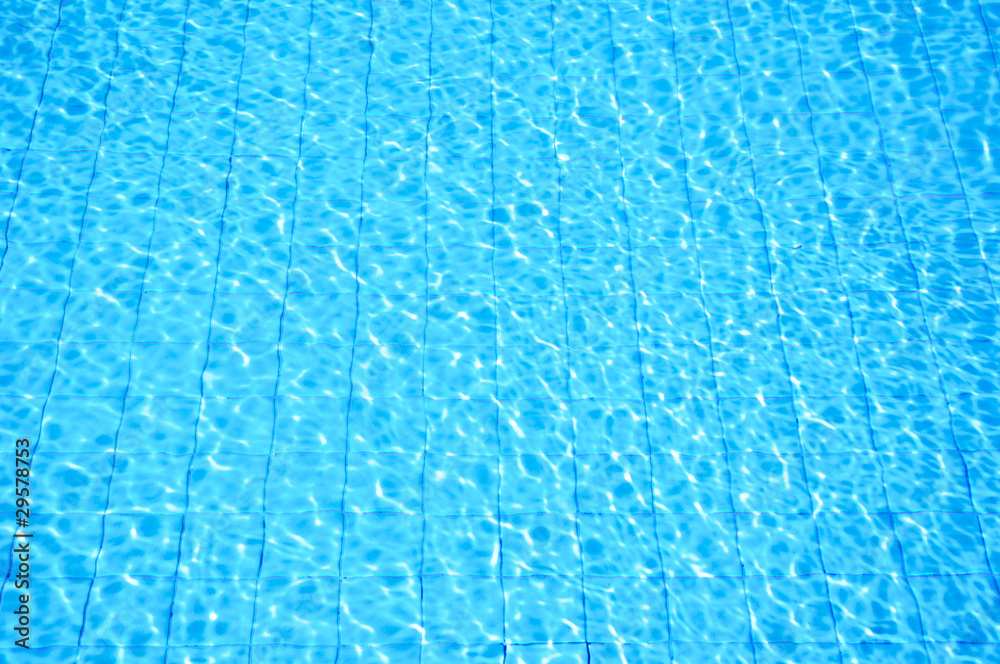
[
  {"x1": 910, "y1": 574, "x2": 1000, "y2": 642},
  {"x1": 585, "y1": 576, "x2": 671, "y2": 644},
  {"x1": 423, "y1": 515, "x2": 500, "y2": 577},
  {"x1": 505, "y1": 575, "x2": 586, "y2": 644},
  {"x1": 747, "y1": 577, "x2": 838, "y2": 643},
  {"x1": 668, "y1": 576, "x2": 751, "y2": 643},
  {"x1": 423, "y1": 575, "x2": 504, "y2": 645},
  {"x1": 502, "y1": 513, "x2": 582, "y2": 577},
  {"x1": 577, "y1": 454, "x2": 653, "y2": 515},
  {"x1": 579, "y1": 513, "x2": 661, "y2": 577},
  {"x1": 340, "y1": 576, "x2": 421, "y2": 646},
  {"x1": 500, "y1": 455, "x2": 578, "y2": 516},
  {"x1": 737, "y1": 512, "x2": 823, "y2": 577},
  {"x1": 897, "y1": 511, "x2": 991, "y2": 575},
  {"x1": 817, "y1": 513, "x2": 903, "y2": 576},
  {"x1": 253, "y1": 578, "x2": 340, "y2": 646}
]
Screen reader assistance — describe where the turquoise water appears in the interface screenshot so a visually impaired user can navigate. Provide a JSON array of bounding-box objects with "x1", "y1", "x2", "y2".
[{"x1": 1, "y1": 0, "x2": 1000, "y2": 661}]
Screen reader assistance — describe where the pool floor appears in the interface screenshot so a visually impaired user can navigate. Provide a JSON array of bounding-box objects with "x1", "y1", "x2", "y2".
[{"x1": 1, "y1": 0, "x2": 1000, "y2": 661}]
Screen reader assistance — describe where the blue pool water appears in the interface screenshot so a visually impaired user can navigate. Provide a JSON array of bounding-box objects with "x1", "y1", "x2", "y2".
[{"x1": 1, "y1": 0, "x2": 1000, "y2": 661}]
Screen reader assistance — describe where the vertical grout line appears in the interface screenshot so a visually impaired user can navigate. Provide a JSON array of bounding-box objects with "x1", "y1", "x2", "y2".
[
  {"x1": 548, "y1": 1, "x2": 592, "y2": 661},
  {"x1": 486, "y1": 1, "x2": 508, "y2": 660},
  {"x1": 719, "y1": 1, "x2": 846, "y2": 660},
  {"x1": 333, "y1": 2, "x2": 376, "y2": 662},
  {"x1": 605, "y1": 2, "x2": 674, "y2": 661},
  {"x1": 788, "y1": 5, "x2": 929, "y2": 657},
  {"x1": 970, "y1": 0, "x2": 1000, "y2": 587},
  {"x1": 418, "y1": 0, "x2": 436, "y2": 661},
  {"x1": 70, "y1": 0, "x2": 162, "y2": 656},
  {"x1": 0, "y1": 0, "x2": 67, "y2": 281},
  {"x1": 899, "y1": 0, "x2": 1000, "y2": 602},
  {"x1": 247, "y1": 0, "x2": 318, "y2": 661},
  {"x1": 663, "y1": 1, "x2": 757, "y2": 661},
  {"x1": 161, "y1": 1, "x2": 254, "y2": 659},
  {"x1": 0, "y1": 0, "x2": 68, "y2": 613},
  {"x1": 784, "y1": 4, "x2": 934, "y2": 661},
  {"x1": 841, "y1": 0, "x2": 959, "y2": 658},
  {"x1": 969, "y1": 0, "x2": 1000, "y2": 321}
]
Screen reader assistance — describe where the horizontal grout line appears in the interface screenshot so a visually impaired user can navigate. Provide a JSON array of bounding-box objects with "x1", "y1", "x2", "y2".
[
  {"x1": 3, "y1": 190, "x2": 999, "y2": 208},
  {"x1": 15, "y1": 508, "x2": 1000, "y2": 519},
  {"x1": 6, "y1": 100, "x2": 1000, "y2": 122},
  {"x1": 1, "y1": 4, "x2": 997, "y2": 655},
  {"x1": 0, "y1": 391, "x2": 996, "y2": 401},
  {"x1": 6, "y1": 145, "x2": 1000, "y2": 162},
  {"x1": 4, "y1": 17, "x2": 995, "y2": 43},
  {"x1": 20, "y1": 570, "x2": 1000, "y2": 584},
  {"x1": 0, "y1": 239, "x2": 992, "y2": 251},
  {"x1": 7, "y1": 447, "x2": 998, "y2": 459},
  {"x1": 1, "y1": 56, "x2": 997, "y2": 83},
  {"x1": 0, "y1": 287, "x2": 995, "y2": 299},
  {"x1": 3, "y1": 638, "x2": 999, "y2": 652},
  {"x1": 1, "y1": 338, "x2": 998, "y2": 350}
]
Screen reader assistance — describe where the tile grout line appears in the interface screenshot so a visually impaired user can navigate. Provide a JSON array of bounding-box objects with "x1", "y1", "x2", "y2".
[
  {"x1": 64, "y1": 0, "x2": 159, "y2": 655},
  {"x1": 246, "y1": 0, "x2": 319, "y2": 660},
  {"x1": 900, "y1": 0, "x2": 1000, "y2": 607},
  {"x1": 332, "y1": 1, "x2": 376, "y2": 661},
  {"x1": 549, "y1": 1, "x2": 592, "y2": 660},
  {"x1": 160, "y1": 1, "x2": 254, "y2": 659},
  {"x1": 722, "y1": 0, "x2": 847, "y2": 659},
  {"x1": 663, "y1": 1, "x2": 759, "y2": 659},
  {"x1": 607, "y1": 2, "x2": 676, "y2": 660},
  {"x1": 487, "y1": 1, "x2": 508, "y2": 659},
  {"x1": 418, "y1": 0, "x2": 436, "y2": 659}
]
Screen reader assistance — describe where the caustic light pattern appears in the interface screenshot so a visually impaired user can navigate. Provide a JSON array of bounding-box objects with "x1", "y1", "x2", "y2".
[{"x1": 0, "y1": 0, "x2": 999, "y2": 662}]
